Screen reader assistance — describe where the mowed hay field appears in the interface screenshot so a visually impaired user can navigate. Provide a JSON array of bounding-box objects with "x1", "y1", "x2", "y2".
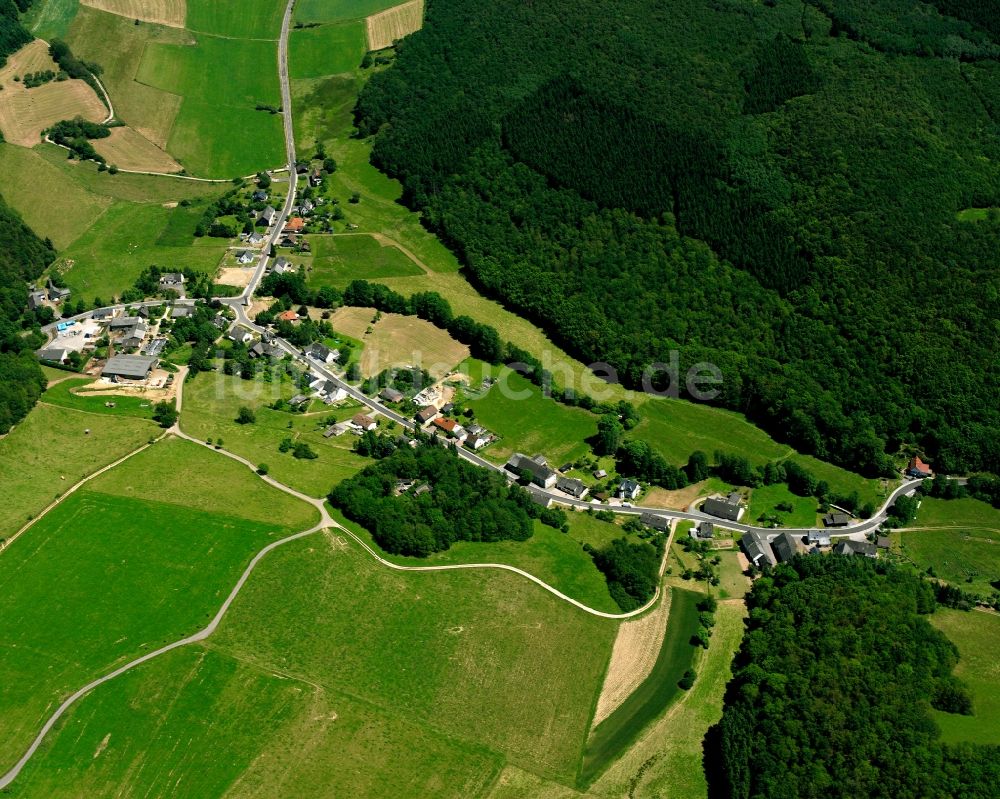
[
  {"x1": 329, "y1": 306, "x2": 469, "y2": 379},
  {"x1": 289, "y1": 20, "x2": 367, "y2": 79},
  {"x1": 90, "y1": 125, "x2": 182, "y2": 172},
  {"x1": 306, "y1": 233, "x2": 423, "y2": 287},
  {"x1": 366, "y1": 0, "x2": 424, "y2": 51},
  {"x1": 0, "y1": 40, "x2": 106, "y2": 147},
  {"x1": 80, "y1": 0, "x2": 185, "y2": 27}
]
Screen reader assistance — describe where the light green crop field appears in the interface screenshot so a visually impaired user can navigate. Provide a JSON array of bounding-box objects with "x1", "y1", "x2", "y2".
[
  {"x1": 307, "y1": 233, "x2": 423, "y2": 286},
  {"x1": 180, "y1": 370, "x2": 372, "y2": 498},
  {"x1": 460, "y1": 363, "x2": 598, "y2": 466},
  {"x1": 930, "y1": 609, "x2": 1000, "y2": 746},
  {"x1": 0, "y1": 487, "x2": 301, "y2": 772},
  {"x1": 896, "y1": 529, "x2": 1000, "y2": 594},
  {"x1": 290, "y1": 22, "x2": 367, "y2": 79},
  {"x1": 331, "y1": 508, "x2": 620, "y2": 614},
  {"x1": 746, "y1": 483, "x2": 818, "y2": 528},
  {"x1": 23, "y1": 0, "x2": 79, "y2": 40},
  {"x1": 294, "y1": 0, "x2": 401, "y2": 24},
  {"x1": 915, "y1": 497, "x2": 1000, "y2": 529},
  {"x1": 57, "y1": 201, "x2": 227, "y2": 302},
  {"x1": 186, "y1": 0, "x2": 285, "y2": 39},
  {"x1": 41, "y1": 378, "x2": 156, "y2": 420},
  {"x1": 0, "y1": 402, "x2": 154, "y2": 539},
  {"x1": 136, "y1": 35, "x2": 284, "y2": 177},
  {"x1": 8, "y1": 644, "x2": 501, "y2": 798}
]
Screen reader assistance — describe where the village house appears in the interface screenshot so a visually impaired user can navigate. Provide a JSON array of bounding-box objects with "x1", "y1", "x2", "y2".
[
  {"x1": 505, "y1": 453, "x2": 557, "y2": 489},
  {"x1": 351, "y1": 413, "x2": 377, "y2": 432},
  {"x1": 741, "y1": 531, "x2": 777, "y2": 568},
  {"x1": 170, "y1": 305, "x2": 192, "y2": 319},
  {"x1": 556, "y1": 475, "x2": 589, "y2": 499},
  {"x1": 276, "y1": 309, "x2": 299, "y2": 323},
  {"x1": 246, "y1": 231, "x2": 265, "y2": 246},
  {"x1": 35, "y1": 346, "x2": 70, "y2": 364},
  {"x1": 27, "y1": 290, "x2": 48, "y2": 311},
  {"x1": 284, "y1": 217, "x2": 306, "y2": 234},
  {"x1": 47, "y1": 280, "x2": 70, "y2": 303},
  {"x1": 823, "y1": 511, "x2": 850, "y2": 527},
  {"x1": 907, "y1": 456, "x2": 933, "y2": 479},
  {"x1": 258, "y1": 206, "x2": 277, "y2": 226},
  {"x1": 702, "y1": 492, "x2": 745, "y2": 522},
  {"x1": 309, "y1": 167, "x2": 323, "y2": 187},
  {"x1": 415, "y1": 405, "x2": 438, "y2": 425},
  {"x1": 808, "y1": 529, "x2": 832, "y2": 547},
  {"x1": 252, "y1": 189, "x2": 269, "y2": 202},
  {"x1": 158, "y1": 273, "x2": 185, "y2": 290},
  {"x1": 272, "y1": 257, "x2": 295, "y2": 275},
  {"x1": 235, "y1": 250, "x2": 254, "y2": 265},
  {"x1": 92, "y1": 307, "x2": 115, "y2": 321},
  {"x1": 380, "y1": 387, "x2": 405, "y2": 403},
  {"x1": 617, "y1": 478, "x2": 641, "y2": 501},
  {"x1": 833, "y1": 540, "x2": 878, "y2": 558},
  {"x1": 694, "y1": 521, "x2": 715, "y2": 540},
  {"x1": 305, "y1": 342, "x2": 339, "y2": 364},
  {"x1": 288, "y1": 394, "x2": 309, "y2": 408},
  {"x1": 226, "y1": 324, "x2": 253, "y2": 345},
  {"x1": 640, "y1": 512, "x2": 671, "y2": 532},
  {"x1": 771, "y1": 531, "x2": 806, "y2": 563},
  {"x1": 432, "y1": 417, "x2": 467, "y2": 443}
]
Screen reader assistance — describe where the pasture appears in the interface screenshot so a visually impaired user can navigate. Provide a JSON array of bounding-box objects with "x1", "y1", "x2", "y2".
[
  {"x1": 896, "y1": 528, "x2": 1000, "y2": 595},
  {"x1": 91, "y1": 126, "x2": 182, "y2": 173},
  {"x1": 328, "y1": 307, "x2": 469, "y2": 379},
  {"x1": 24, "y1": 0, "x2": 80, "y2": 40},
  {"x1": 289, "y1": 21, "x2": 367, "y2": 79},
  {"x1": 930, "y1": 609, "x2": 1000, "y2": 746},
  {"x1": 185, "y1": 0, "x2": 285, "y2": 39},
  {"x1": 746, "y1": 483, "x2": 818, "y2": 528},
  {"x1": 42, "y1": 377, "x2": 157, "y2": 419},
  {"x1": 914, "y1": 496, "x2": 1000, "y2": 530},
  {"x1": 0, "y1": 402, "x2": 153, "y2": 539},
  {"x1": 294, "y1": 0, "x2": 402, "y2": 24},
  {"x1": 180, "y1": 370, "x2": 372, "y2": 498},
  {"x1": 307, "y1": 234, "x2": 423, "y2": 287},
  {"x1": 366, "y1": 0, "x2": 424, "y2": 51},
  {"x1": 460, "y1": 363, "x2": 598, "y2": 466},
  {"x1": 80, "y1": 0, "x2": 185, "y2": 27},
  {"x1": 0, "y1": 484, "x2": 304, "y2": 772},
  {"x1": 0, "y1": 41, "x2": 106, "y2": 147}
]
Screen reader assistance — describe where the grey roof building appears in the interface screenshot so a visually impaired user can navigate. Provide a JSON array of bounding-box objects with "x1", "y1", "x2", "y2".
[
  {"x1": 640, "y1": 512, "x2": 671, "y2": 532},
  {"x1": 36, "y1": 346, "x2": 69, "y2": 363},
  {"x1": 259, "y1": 206, "x2": 277, "y2": 225},
  {"x1": 771, "y1": 531, "x2": 805, "y2": 563},
  {"x1": 506, "y1": 453, "x2": 557, "y2": 489},
  {"x1": 618, "y1": 478, "x2": 641, "y2": 500},
  {"x1": 833, "y1": 540, "x2": 878, "y2": 558},
  {"x1": 823, "y1": 512, "x2": 850, "y2": 527},
  {"x1": 741, "y1": 531, "x2": 776, "y2": 568},
  {"x1": 380, "y1": 387, "x2": 404, "y2": 403},
  {"x1": 556, "y1": 476, "x2": 589, "y2": 498},
  {"x1": 703, "y1": 494, "x2": 745, "y2": 522},
  {"x1": 102, "y1": 355, "x2": 157, "y2": 381}
]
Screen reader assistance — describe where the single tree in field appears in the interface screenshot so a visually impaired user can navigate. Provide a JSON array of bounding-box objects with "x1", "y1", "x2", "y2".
[
  {"x1": 236, "y1": 406, "x2": 256, "y2": 425},
  {"x1": 595, "y1": 413, "x2": 624, "y2": 455}
]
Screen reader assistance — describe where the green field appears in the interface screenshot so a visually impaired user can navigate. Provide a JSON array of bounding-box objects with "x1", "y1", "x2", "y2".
[
  {"x1": 579, "y1": 588, "x2": 702, "y2": 786},
  {"x1": 57, "y1": 201, "x2": 227, "y2": 302},
  {"x1": 746, "y1": 483, "x2": 818, "y2": 528},
  {"x1": 136, "y1": 35, "x2": 284, "y2": 177},
  {"x1": 0, "y1": 485, "x2": 305, "y2": 771},
  {"x1": 294, "y1": 0, "x2": 402, "y2": 24},
  {"x1": 41, "y1": 378, "x2": 157, "y2": 420},
  {"x1": 332, "y1": 508, "x2": 621, "y2": 614},
  {"x1": 22, "y1": 0, "x2": 79, "y2": 39},
  {"x1": 461, "y1": 363, "x2": 598, "y2": 466},
  {"x1": 914, "y1": 497, "x2": 1000, "y2": 530},
  {"x1": 930, "y1": 609, "x2": 1000, "y2": 746},
  {"x1": 0, "y1": 403, "x2": 155, "y2": 539},
  {"x1": 186, "y1": 0, "x2": 285, "y2": 39},
  {"x1": 306, "y1": 234, "x2": 424, "y2": 287},
  {"x1": 897, "y1": 529, "x2": 1000, "y2": 594},
  {"x1": 956, "y1": 207, "x2": 1000, "y2": 222},
  {"x1": 180, "y1": 370, "x2": 372, "y2": 497},
  {"x1": 290, "y1": 22, "x2": 367, "y2": 79}
]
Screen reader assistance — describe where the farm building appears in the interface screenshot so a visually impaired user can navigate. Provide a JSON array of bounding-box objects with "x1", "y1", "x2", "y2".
[
  {"x1": 380, "y1": 387, "x2": 405, "y2": 403},
  {"x1": 109, "y1": 316, "x2": 141, "y2": 330},
  {"x1": 102, "y1": 355, "x2": 157, "y2": 382},
  {"x1": 506, "y1": 453, "x2": 557, "y2": 489},
  {"x1": 703, "y1": 493, "x2": 745, "y2": 522}
]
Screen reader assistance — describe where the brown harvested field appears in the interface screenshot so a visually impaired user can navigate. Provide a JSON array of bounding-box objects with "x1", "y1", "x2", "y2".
[
  {"x1": 366, "y1": 0, "x2": 424, "y2": 51},
  {"x1": 91, "y1": 126, "x2": 182, "y2": 172},
  {"x1": 592, "y1": 591, "x2": 672, "y2": 727},
  {"x1": 80, "y1": 0, "x2": 186, "y2": 27},
  {"x1": 0, "y1": 41, "x2": 107, "y2": 147},
  {"x1": 216, "y1": 266, "x2": 255, "y2": 288},
  {"x1": 329, "y1": 306, "x2": 469, "y2": 379},
  {"x1": 642, "y1": 481, "x2": 709, "y2": 511}
]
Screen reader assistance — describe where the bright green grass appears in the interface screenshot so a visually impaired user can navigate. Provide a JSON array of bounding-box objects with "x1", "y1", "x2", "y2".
[
  {"x1": 915, "y1": 497, "x2": 1000, "y2": 530},
  {"x1": 180, "y1": 370, "x2": 372, "y2": 498},
  {"x1": 330, "y1": 508, "x2": 620, "y2": 613},
  {"x1": 715, "y1": 550, "x2": 750, "y2": 600},
  {"x1": 41, "y1": 378, "x2": 156, "y2": 420},
  {"x1": 579, "y1": 588, "x2": 702, "y2": 787},
  {"x1": 22, "y1": 0, "x2": 79, "y2": 39},
  {"x1": 794, "y1": 453, "x2": 892, "y2": 507},
  {"x1": 956, "y1": 207, "x2": 1000, "y2": 222},
  {"x1": 57, "y1": 201, "x2": 227, "y2": 303},
  {"x1": 897, "y1": 529, "x2": 1000, "y2": 595},
  {"x1": 185, "y1": 0, "x2": 285, "y2": 39},
  {"x1": 156, "y1": 203, "x2": 205, "y2": 246},
  {"x1": 0, "y1": 143, "x2": 109, "y2": 249},
  {"x1": 0, "y1": 490, "x2": 294, "y2": 771},
  {"x1": 136, "y1": 35, "x2": 284, "y2": 177},
  {"x1": 307, "y1": 233, "x2": 423, "y2": 286},
  {"x1": 565, "y1": 511, "x2": 629, "y2": 549},
  {"x1": 0, "y1": 403, "x2": 154, "y2": 539},
  {"x1": 294, "y1": 0, "x2": 401, "y2": 24},
  {"x1": 461, "y1": 363, "x2": 598, "y2": 466},
  {"x1": 7, "y1": 644, "x2": 502, "y2": 799},
  {"x1": 290, "y1": 22, "x2": 367, "y2": 79},
  {"x1": 930, "y1": 609, "x2": 1000, "y2": 746},
  {"x1": 211, "y1": 537, "x2": 617, "y2": 784},
  {"x1": 746, "y1": 483, "x2": 818, "y2": 528}
]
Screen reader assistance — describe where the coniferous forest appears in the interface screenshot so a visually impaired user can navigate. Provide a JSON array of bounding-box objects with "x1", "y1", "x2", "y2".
[{"x1": 356, "y1": 0, "x2": 1000, "y2": 477}]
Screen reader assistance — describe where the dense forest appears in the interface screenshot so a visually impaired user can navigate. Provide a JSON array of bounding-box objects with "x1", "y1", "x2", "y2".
[
  {"x1": 357, "y1": 0, "x2": 1000, "y2": 476},
  {"x1": 329, "y1": 442, "x2": 539, "y2": 556},
  {"x1": 714, "y1": 556, "x2": 1000, "y2": 798},
  {"x1": 0, "y1": 192, "x2": 55, "y2": 434}
]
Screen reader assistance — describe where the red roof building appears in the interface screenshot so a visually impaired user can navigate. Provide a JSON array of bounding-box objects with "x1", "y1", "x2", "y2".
[
  {"x1": 277, "y1": 310, "x2": 298, "y2": 322},
  {"x1": 284, "y1": 217, "x2": 305, "y2": 233},
  {"x1": 907, "y1": 456, "x2": 933, "y2": 477}
]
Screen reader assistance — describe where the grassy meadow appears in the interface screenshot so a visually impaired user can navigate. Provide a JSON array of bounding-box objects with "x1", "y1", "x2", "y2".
[
  {"x1": 897, "y1": 528, "x2": 1000, "y2": 594},
  {"x1": 41, "y1": 378, "x2": 157, "y2": 420},
  {"x1": 0, "y1": 402, "x2": 155, "y2": 539},
  {"x1": 746, "y1": 483, "x2": 818, "y2": 528},
  {"x1": 289, "y1": 22, "x2": 368, "y2": 79},
  {"x1": 930, "y1": 609, "x2": 1000, "y2": 746},
  {"x1": 914, "y1": 497, "x2": 1000, "y2": 530},
  {"x1": 306, "y1": 234, "x2": 423, "y2": 287},
  {"x1": 186, "y1": 0, "x2": 285, "y2": 39},
  {"x1": 294, "y1": 0, "x2": 402, "y2": 24}
]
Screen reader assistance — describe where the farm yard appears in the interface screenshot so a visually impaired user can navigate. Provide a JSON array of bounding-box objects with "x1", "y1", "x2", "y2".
[{"x1": 366, "y1": 0, "x2": 424, "y2": 51}]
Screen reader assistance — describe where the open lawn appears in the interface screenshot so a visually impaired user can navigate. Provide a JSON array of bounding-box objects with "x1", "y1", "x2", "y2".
[
  {"x1": 180, "y1": 370, "x2": 372, "y2": 498},
  {"x1": 914, "y1": 496, "x2": 1000, "y2": 530},
  {"x1": 0, "y1": 484, "x2": 306, "y2": 772},
  {"x1": 294, "y1": 0, "x2": 401, "y2": 24},
  {"x1": 366, "y1": 0, "x2": 424, "y2": 51},
  {"x1": 80, "y1": 0, "x2": 185, "y2": 27},
  {"x1": 0, "y1": 402, "x2": 154, "y2": 539},
  {"x1": 136, "y1": 34, "x2": 284, "y2": 176},
  {"x1": 55, "y1": 200, "x2": 228, "y2": 302},
  {"x1": 930, "y1": 609, "x2": 1000, "y2": 746},
  {"x1": 460, "y1": 363, "x2": 598, "y2": 467},
  {"x1": 332, "y1": 508, "x2": 621, "y2": 614},
  {"x1": 185, "y1": 0, "x2": 284, "y2": 39},
  {"x1": 290, "y1": 22, "x2": 367, "y2": 79},
  {"x1": 91, "y1": 126, "x2": 182, "y2": 173},
  {"x1": 66, "y1": 6, "x2": 187, "y2": 150},
  {"x1": 307, "y1": 233, "x2": 424, "y2": 287},
  {"x1": 896, "y1": 529, "x2": 1000, "y2": 595},
  {"x1": 329, "y1": 307, "x2": 469, "y2": 379},
  {"x1": 746, "y1": 483, "x2": 818, "y2": 528}
]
